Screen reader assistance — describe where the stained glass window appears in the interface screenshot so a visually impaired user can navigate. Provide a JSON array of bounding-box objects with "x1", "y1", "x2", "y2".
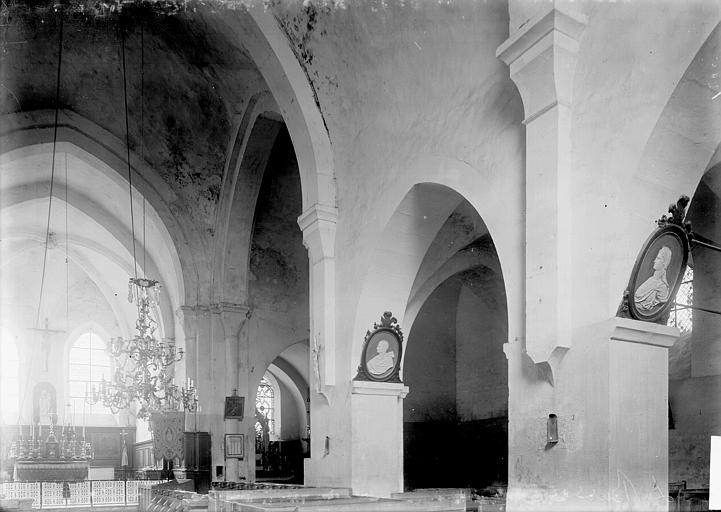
[
  {"x1": 255, "y1": 376, "x2": 275, "y2": 436},
  {"x1": 69, "y1": 331, "x2": 112, "y2": 415},
  {"x1": 668, "y1": 266, "x2": 693, "y2": 333}
]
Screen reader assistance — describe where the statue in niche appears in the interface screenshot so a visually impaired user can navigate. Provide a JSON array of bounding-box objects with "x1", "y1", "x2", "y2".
[
  {"x1": 33, "y1": 382, "x2": 57, "y2": 425},
  {"x1": 634, "y1": 245, "x2": 672, "y2": 311},
  {"x1": 366, "y1": 339, "x2": 395, "y2": 375}
]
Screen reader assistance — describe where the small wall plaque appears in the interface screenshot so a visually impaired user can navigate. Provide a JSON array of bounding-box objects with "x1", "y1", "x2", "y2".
[
  {"x1": 225, "y1": 434, "x2": 244, "y2": 459},
  {"x1": 354, "y1": 311, "x2": 403, "y2": 383}
]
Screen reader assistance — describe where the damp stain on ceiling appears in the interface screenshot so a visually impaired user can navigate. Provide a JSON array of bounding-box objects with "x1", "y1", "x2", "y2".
[{"x1": 1, "y1": 3, "x2": 266, "y2": 229}]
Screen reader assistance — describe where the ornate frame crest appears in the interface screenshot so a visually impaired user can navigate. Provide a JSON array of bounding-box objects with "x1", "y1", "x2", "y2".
[{"x1": 354, "y1": 311, "x2": 404, "y2": 383}]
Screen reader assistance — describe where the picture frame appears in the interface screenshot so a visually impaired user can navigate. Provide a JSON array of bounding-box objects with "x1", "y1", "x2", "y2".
[
  {"x1": 354, "y1": 311, "x2": 403, "y2": 383},
  {"x1": 625, "y1": 224, "x2": 689, "y2": 323},
  {"x1": 224, "y1": 394, "x2": 245, "y2": 420},
  {"x1": 225, "y1": 434, "x2": 244, "y2": 459}
]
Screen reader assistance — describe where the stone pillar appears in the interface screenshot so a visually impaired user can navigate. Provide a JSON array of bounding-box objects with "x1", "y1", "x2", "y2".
[
  {"x1": 505, "y1": 318, "x2": 678, "y2": 511},
  {"x1": 215, "y1": 302, "x2": 251, "y2": 483},
  {"x1": 298, "y1": 204, "x2": 343, "y2": 484},
  {"x1": 497, "y1": 6, "x2": 587, "y2": 380},
  {"x1": 181, "y1": 302, "x2": 251, "y2": 483},
  {"x1": 350, "y1": 381, "x2": 408, "y2": 497},
  {"x1": 298, "y1": 204, "x2": 338, "y2": 391},
  {"x1": 179, "y1": 305, "x2": 216, "y2": 469},
  {"x1": 178, "y1": 306, "x2": 199, "y2": 433},
  {"x1": 607, "y1": 319, "x2": 676, "y2": 512}
]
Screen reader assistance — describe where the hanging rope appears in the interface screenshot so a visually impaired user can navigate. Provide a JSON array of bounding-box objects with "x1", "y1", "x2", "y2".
[
  {"x1": 65, "y1": 151, "x2": 69, "y2": 345},
  {"x1": 21, "y1": 4, "x2": 64, "y2": 426},
  {"x1": 34, "y1": 3, "x2": 64, "y2": 332},
  {"x1": 121, "y1": 22, "x2": 139, "y2": 282},
  {"x1": 141, "y1": 21, "x2": 147, "y2": 277}
]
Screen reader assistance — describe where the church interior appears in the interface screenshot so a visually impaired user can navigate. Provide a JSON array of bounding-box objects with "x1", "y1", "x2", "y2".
[{"x1": 0, "y1": 0, "x2": 720, "y2": 511}]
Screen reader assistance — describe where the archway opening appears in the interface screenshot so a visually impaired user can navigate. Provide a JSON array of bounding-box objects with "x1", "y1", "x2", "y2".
[
  {"x1": 246, "y1": 124, "x2": 309, "y2": 483},
  {"x1": 668, "y1": 159, "x2": 721, "y2": 491},
  {"x1": 402, "y1": 200, "x2": 508, "y2": 494}
]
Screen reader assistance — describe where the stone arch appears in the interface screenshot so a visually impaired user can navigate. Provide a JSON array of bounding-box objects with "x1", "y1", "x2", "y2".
[
  {"x1": 349, "y1": 156, "x2": 523, "y2": 378},
  {"x1": 213, "y1": 91, "x2": 284, "y2": 305},
  {"x1": 1, "y1": 228, "x2": 136, "y2": 339},
  {"x1": 404, "y1": 236, "x2": 504, "y2": 341},
  {"x1": 0, "y1": 110, "x2": 205, "y2": 306},
  {"x1": 1, "y1": 166, "x2": 179, "y2": 342},
  {"x1": 239, "y1": 4, "x2": 336, "y2": 214},
  {"x1": 608, "y1": 22, "x2": 721, "y2": 310}
]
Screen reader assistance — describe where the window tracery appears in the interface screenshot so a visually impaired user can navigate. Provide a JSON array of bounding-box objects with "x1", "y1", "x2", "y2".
[
  {"x1": 668, "y1": 266, "x2": 693, "y2": 333},
  {"x1": 69, "y1": 331, "x2": 112, "y2": 415}
]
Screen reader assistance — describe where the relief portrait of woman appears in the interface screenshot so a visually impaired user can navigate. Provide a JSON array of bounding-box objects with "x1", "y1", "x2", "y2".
[{"x1": 634, "y1": 245, "x2": 672, "y2": 311}]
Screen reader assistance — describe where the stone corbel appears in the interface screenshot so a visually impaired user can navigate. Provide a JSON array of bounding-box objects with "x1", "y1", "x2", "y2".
[
  {"x1": 496, "y1": 7, "x2": 587, "y2": 383},
  {"x1": 496, "y1": 8, "x2": 587, "y2": 118},
  {"x1": 298, "y1": 203, "x2": 338, "y2": 404},
  {"x1": 215, "y1": 302, "x2": 253, "y2": 337}
]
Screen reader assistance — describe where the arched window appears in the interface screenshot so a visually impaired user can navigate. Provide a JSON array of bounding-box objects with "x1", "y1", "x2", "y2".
[
  {"x1": 255, "y1": 376, "x2": 276, "y2": 437},
  {"x1": 0, "y1": 329, "x2": 20, "y2": 423},
  {"x1": 668, "y1": 266, "x2": 693, "y2": 333},
  {"x1": 69, "y1": 331, "x2": 112, "y2": 415}
]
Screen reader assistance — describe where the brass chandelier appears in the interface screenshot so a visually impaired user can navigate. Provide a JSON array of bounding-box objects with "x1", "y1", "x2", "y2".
[
  {"x1": 87, "y1": 277, "x2": 197, "y2": 419},
  {"x1": 85, "y1": 18, "x2": 197, "y2": 421}
]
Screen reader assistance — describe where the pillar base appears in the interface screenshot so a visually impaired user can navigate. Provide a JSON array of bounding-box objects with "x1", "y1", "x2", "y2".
[
  {"x1": 507, "y1": 318, "x2": 679, "y2": 511},
  {"x1": 351, "y1": 380, "x2": 408, "y2": 497}
]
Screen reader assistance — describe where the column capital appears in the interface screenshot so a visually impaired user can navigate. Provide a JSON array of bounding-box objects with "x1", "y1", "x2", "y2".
[
  {"x1": 497, "y1": 7, "x2": 587, "y2": 119},
  {"x1": 298, "y1": 203, "x2": 338, "y2": 263}
]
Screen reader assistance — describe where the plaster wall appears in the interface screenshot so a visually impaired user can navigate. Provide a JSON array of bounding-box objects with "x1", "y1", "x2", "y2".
[
  {"x1": 2, "y1": 247, "x2": 128, "y2": 428},
  {"x1": 669, "y1": 375, "x2": 721, "y2": 489},
  {"x1": 403, "y1": 281, "x2": 458, "y2": 424},
  {"x1": 5, "y1": 0, "x2": 721, "y2": 502},
  {"x1": 456, "y1": 275, "x2": 508, "y2": 421},
  {"x1": 570, "y1": 4, "x2": 721, "y2": 323},
  {"x1": 403, "y1": 266, "x2": 508, "y2": 491},
  {"x1": 666, "y1": 164, "x2": 721, "y2": 489},
  {"x1": 276, "y1": 373, "x2": 303, "y2": 441},
  {"x1": 267, "y1": 4, "x2": 525, "y2": 491},
  {"x1": 269, "y1": 0, "x2": 525, "y2": 363}
]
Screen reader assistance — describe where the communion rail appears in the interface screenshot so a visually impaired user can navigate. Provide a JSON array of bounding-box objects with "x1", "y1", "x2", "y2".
[{"x1": 0, "y1": 479, "x2": 167, "y2": 508}]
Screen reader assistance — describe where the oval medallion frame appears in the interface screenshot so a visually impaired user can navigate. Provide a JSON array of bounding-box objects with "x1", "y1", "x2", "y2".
[
  {"x1": 626, "y1": 224, "x2": 689, "y2": 323},
  {"x1": 354, "y1": 312, "x2": 404, "y2": 383}
]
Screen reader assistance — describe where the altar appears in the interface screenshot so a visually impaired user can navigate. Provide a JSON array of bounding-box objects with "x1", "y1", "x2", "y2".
[
  {"x1": 8, "y1": 424, "x2": 93, "y2": 482},
  {"x1": 14, "y1": 461, "x2": 89, "y2": 482}
]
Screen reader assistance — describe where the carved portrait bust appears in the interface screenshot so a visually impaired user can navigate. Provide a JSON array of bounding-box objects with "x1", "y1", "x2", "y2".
[
  {"x1": 366, "y1": 339, "x2": 395, "y2": 375},
  {"x1": 355, "y1": 312, "x2": 403, "y2": 383},
  {"x1": 634, "y1": 245, "x2": 672, "y2": 311}
]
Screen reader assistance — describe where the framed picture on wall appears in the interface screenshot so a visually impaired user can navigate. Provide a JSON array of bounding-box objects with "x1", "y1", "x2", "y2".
[
  {"x1": 626, "y1": 224, "x2": 689, "y2": 323},
  {"x1": 225, "y1": 434, "x2": 244, "y2": 459},
  {"x1": 224, "y1": 393, "x2": 245, "y2": 420},
  {"x1": 354, "y1": 311, "x2": 404, "y2": 383}
]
